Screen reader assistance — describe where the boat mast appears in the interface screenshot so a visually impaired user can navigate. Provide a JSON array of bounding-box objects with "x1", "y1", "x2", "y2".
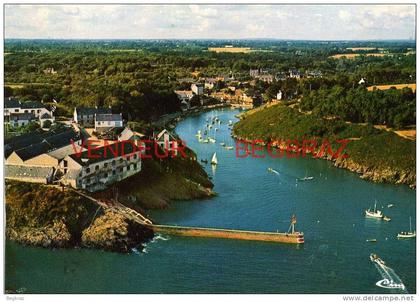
[
  {"x1": 374, "y1": 200, "x2": 377, "y2": 212},
  {"x1": 409, "y1": 217, "x2": 412, "y2": 233}
]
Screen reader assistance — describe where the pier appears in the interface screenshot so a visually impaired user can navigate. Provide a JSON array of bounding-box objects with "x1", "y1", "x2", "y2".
[
  {"x1": 68, "y1": 186, "x2": 304, "y2": 244},
  {"x1": 148, "y1": 224, "x2": 304, "y2": 244}
]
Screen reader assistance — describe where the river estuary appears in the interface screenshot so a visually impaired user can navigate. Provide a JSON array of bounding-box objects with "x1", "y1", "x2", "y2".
[{"x1": 6, "y1": 108, "x2": 416, "y2": 293}]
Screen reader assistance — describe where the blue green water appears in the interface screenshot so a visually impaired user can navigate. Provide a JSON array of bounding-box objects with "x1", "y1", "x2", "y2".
[{"x1": 6, "y1": 109, "x2": 416, "y2": 293}]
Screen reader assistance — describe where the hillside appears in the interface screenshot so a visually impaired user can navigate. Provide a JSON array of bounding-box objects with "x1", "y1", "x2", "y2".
[{"x1": 233, "y1": 104, "x2": 415, "y2": 188}]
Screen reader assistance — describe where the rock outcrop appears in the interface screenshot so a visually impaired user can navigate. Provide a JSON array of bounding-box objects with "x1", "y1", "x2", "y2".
[{"x1": 81, "y1": 210, "x2": 153, "y2": 253}]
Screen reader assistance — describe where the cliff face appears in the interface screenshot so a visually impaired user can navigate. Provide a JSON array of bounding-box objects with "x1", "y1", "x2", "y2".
[
  {"x1": 103, "y1": 148, "x2": 215, "y2": 209},
  {"x1": 81, "y1": 210, "x2": 153, "y2": 253},
  {"x1": 6, "y1": 149, "x2": 215, "y2": 251},
  {"x1": 5, "y1": 182, "x2": 153, "y2": 252},
  {"x1": 333, "y1": 156, "x2": 416, "y2": 189}
]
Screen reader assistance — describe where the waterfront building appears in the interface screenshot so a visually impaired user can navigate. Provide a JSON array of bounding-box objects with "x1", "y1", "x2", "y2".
[
  {"x1": 5, "y1": 128, "x2": 83, "y2": 184},
  {"x1": 154, "y1": 129, "x2": 179, "y2": 156},
  {"x1": 59, "y1": 141, "x2": 142, "y2": 192}
]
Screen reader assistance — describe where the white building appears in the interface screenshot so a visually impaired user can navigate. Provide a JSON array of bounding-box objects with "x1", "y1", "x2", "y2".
[
  {"x1": 59, "y1": 141, "x2": 142, "y2": 192},
  {"x1": 7, "y1": 113, "x2": 36, "y2": 128},
  {"x1": 174, "y1": 90, "x2": 194, "y2": 102},
  {"x1": 155, "y1": 129, "x2": 179, "y2": 156},
  {"x1": 94, "y1": 113, "x2": 123, "y2": 133},
  {"x1": 73, "y1": 106, "x2": 112, "y2": 126},
  {"x1": 276, "y1": 90, "x2": 283, "y2": 100},
  {"x1": 4, "y1": 98, "x2": 53, "y2": 123},
  {"x1": 191, "y1": 83, "x2": 204, "y2": 96}
]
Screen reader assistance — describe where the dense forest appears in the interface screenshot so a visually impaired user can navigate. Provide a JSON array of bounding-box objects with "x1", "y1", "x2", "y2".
[{"x1": 4, "y1": 39, "x2": 416, "y2": 125}]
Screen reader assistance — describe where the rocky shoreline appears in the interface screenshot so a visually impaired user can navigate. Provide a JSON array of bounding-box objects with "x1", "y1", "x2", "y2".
[
  {"x1": 231, "y1": 133, "x2": 416, "y2": 189},
  {"x1": 6, "y1": 146, "x2": 214, "y2": 252},
  {"x1": 5, "y1": 182, "x2": 155, "y2": 253}
]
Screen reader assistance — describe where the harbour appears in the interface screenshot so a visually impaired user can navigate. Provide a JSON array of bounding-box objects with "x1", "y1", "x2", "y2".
[{"x1": 5, "y1": 108, "x2": 416, "y2": 294}]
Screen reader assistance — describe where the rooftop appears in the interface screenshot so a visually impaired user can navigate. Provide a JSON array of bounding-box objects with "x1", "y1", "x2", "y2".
[
  {"x1": 4, "y1": 98, "x2": 46, "y2": 109},
  {"x1": 95, "y1": 113, "x2": 122, "y2": 122},
  {"x1": 8, "y1": 128, "x2": 81, "y2": 161},
  {"x1": 69, "y1": 141, "x2": 138, "y2": 166},
  {"x1": 5, "y1": 165, "x2": 54, "y2": 179},
  {"x1": 75, "y1": 106, "x2": 112, "y2": 116}
]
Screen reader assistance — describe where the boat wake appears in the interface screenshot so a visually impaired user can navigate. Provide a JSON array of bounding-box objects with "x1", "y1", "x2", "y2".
[
  {"x1": 132, "y1": 234, "x2": 170, "y2": 255},
  {"x1": 373, "y1": 262, "x2": 407, "y2": 293},
  {"x1": 268, "y1": 168, "x2": 280, "y2": 175},
  {"x1": 152, "y1": 234, "x2": 170, "y2": 242}
]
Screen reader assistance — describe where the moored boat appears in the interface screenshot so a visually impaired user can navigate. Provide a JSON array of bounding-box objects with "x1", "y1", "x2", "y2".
[
  {"x1": 365, "y1": 201, "x2": 383, "y2": 219},
  {"x1": 397, "y1": 217, "x2": 416, "y2": 239}
]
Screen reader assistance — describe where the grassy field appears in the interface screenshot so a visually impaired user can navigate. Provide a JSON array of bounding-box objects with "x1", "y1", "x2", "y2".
[
  {"x1": 394, "y1": 130, "x2": 416, "y2": 140},
  {"x1": 346, "y1": 47, "x2": 379, "y2": 51},
  {"x1": 208, "y1": 47, "x2": 252, "y2": 53},
  {"x1": 367, "y1": 83, "x2": 416, "y2": 92},
  {"x1": 329, "y1": 53, "x2": 390, "y2": 59}
]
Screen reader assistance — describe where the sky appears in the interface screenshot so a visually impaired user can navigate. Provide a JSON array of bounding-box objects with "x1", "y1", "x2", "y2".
[{"x1": 5, "y1": 4, "x2": 416, "y2": 40}]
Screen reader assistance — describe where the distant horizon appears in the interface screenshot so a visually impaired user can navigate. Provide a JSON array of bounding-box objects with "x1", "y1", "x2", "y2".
[
  {"x1": 4, "y1": 38, "x2": 416, "y2": 42},
  {"x1": 5, "y1": 5, "x2": 416, "y2": 40}
]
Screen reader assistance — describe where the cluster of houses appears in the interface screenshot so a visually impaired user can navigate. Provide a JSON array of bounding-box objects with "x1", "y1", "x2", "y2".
[
  {"x1": 249, "y1": 68, "x2": 322, "y2": 82},
  {"x1": 174, "y1": 67, "x2": 323, "y2": 110},
  {"x1": 4, "y1": 101, "x2": 179, "y2": 192},
  {"x1": 4, "y1": 97, "x2": 55, "y2": 128}
]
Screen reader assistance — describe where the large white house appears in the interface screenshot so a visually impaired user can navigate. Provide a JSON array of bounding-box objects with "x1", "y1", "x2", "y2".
[
  {"x1": 4, "y1": 98, "x2": 54, "y2": 127},
  {"x1": 59, "y1": 141, "x2": 142, "y2": 192},
  {"x1": 73, "y1": 106, "x2": 112, "y2": 126},
  {"x1": 94, "y1": 113, "x2": 123, "y2": 133}
]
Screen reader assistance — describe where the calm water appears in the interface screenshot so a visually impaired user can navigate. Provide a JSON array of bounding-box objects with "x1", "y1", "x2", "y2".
[{"x1": 6, "y1": 109, "x2": 416, "y2": 294}]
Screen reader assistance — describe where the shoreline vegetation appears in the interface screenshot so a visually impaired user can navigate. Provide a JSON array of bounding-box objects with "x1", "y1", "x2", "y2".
[
  {"x1": 6, "y1": 147, "x2": 215, "y2": 253},
  {"x1": 233, "y1": 103, "x2": 415, "y2": 189}
]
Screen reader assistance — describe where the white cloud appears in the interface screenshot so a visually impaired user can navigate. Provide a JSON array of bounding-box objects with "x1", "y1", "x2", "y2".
[{"x1": 4, "y1": 4, "x2": 416, "y2": 40}]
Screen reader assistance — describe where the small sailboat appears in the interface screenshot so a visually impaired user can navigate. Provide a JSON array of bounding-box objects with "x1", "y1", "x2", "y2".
[
  {"x1": 228, "y1": 120, "x2": 233, "y2": 126},
  {"x1": 299, "y1": 171, "x2": 314, "y2": 181},
  {"x1": 383, "y1": 216, "x2": 391, "y2": 222},
  {"x1": 365, "y1": 201, "x2": 383, "y2": 219},
  {"x1": 366, "y1": 238, "x2": 377, "y2": 242},
  {"x1": 397, "y1": 217, "x2": 416, "y2": 239},
  {"x1": 211, "y1": 153, "x2": 218, "y2": 165},
  {"x1": 225, "y1": 146, "x2": 234, "y2": 150},
  {"x1": 387, "y1": 204, "x2": 394, "y2": 208},
  {"x1": 220, "y1": 142, "x2": 226, "y2": 147},
  {"x1": 195, "y1": 130, "x2": 201, "y2": 137}
]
